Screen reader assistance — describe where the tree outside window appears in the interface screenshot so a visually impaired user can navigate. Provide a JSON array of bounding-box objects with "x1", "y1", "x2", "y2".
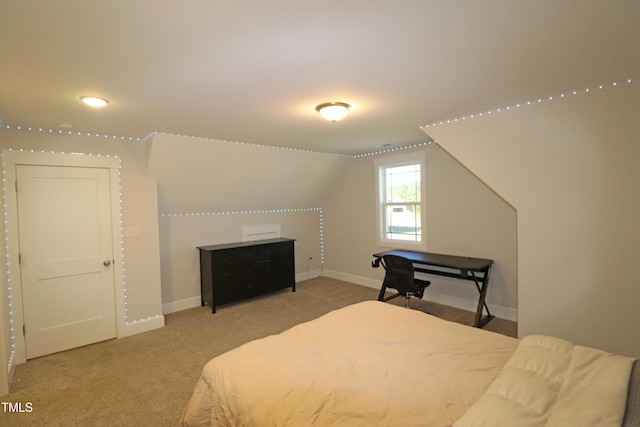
[
  {"x1": 375, "y1": 153, "x2": 424, "y2": 247},
  {"x1": 378, "y1": 160, "x2": 423, "y2": 244}
]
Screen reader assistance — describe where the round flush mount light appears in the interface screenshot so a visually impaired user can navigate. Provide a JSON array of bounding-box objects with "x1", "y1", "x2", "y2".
[
  {"x1": 315, "y1": 101, "x2": 351, "y2": 121},
  {"x1": 80, "y1": 96, "x2": 109, "y2": 107}
]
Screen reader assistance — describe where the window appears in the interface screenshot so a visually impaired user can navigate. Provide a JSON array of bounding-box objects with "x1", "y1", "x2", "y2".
[{"x1": 375, "y1": 153, "x2": 425, "y2": 247}]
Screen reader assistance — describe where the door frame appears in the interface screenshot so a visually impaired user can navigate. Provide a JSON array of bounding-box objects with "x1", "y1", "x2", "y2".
[{"x1": 2, "y1": 149, "x2": 125, "y2": 366}]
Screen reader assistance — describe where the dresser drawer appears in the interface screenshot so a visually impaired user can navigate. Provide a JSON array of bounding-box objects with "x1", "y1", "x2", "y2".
[
  {"x1": 255, "y1": 241, "x2": 293, "y2": 261},
  {"x1": 211, "y1": 247, "x2": 257, "y2": 265},
  {"x1": 198, "y1": 238, "x2": 296, "y2": 313}
]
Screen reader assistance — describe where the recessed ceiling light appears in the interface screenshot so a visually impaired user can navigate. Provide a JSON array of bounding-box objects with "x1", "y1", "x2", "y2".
[{"x1": 80, "y1": 96, "x2": 109, "y2": 107}]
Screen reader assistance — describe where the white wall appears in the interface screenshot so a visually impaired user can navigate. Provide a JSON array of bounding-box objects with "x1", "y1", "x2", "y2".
[
  {"x1": 0, "y1": 128, "x2": 164, "y2": 388},
  {"x1": 146, "y1": 133, "x2": 351, "y2": 311},
  {"x1": 428, "y1": 82, "x2": 640, "y2": 357},
  {"x1": 322, "y1": 144, "x2": 518, "y2": 320},
  {"x1": 2, "y1": 79, "x2": 634, "y2": 399},
  {"x1": 145, "y1": 134, "x2": 517, "y2": 320},
  {"x1": 147, "y1": 133, "x2": 350, "y2": 214}
]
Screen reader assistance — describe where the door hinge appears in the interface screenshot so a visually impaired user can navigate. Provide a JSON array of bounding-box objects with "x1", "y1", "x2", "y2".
[
  {"x1": 18, "y1": 253, "x2": 21, "y2": 265},
  {"x1": 23, "y1": 325, "x2": 26, "y2": 336},
  {"x1": 15, "y1": 180, "x2": 18, "y2": 192}
]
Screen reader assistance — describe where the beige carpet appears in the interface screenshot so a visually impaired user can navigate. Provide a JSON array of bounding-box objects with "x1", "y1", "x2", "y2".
[{"x1": 3, "y1": 277, "x2": 516, "y2": 427}]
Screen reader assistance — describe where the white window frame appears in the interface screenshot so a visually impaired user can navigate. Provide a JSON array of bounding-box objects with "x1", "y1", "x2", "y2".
[{"x1": 374, "y1": 151, "x2": 426, "y2": 249}]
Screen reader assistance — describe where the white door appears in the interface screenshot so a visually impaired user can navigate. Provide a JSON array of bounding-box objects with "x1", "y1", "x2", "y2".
[{"x1": 17, "y1": 165, "x2": 117, "y2": 359}]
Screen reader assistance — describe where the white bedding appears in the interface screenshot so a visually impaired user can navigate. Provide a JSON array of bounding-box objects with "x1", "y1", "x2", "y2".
[
  {"x1": 181, "y1": 300, "x2": 518, "y2": 427},
  {"x1": 454, "y1": 334, "x2": 635, "y2": 427},
  {"x1": 181, "y1": 301, "x2": 635, "y2": 427}
]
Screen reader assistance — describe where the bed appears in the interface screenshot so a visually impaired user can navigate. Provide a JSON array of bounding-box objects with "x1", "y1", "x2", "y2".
[{"x1": 181, "y1": 301, "x2": 639, "y2": 427}]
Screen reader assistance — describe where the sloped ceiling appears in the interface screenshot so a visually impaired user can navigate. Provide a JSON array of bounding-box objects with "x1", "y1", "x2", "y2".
[{"x1": 1, "y1": 1, "x2": 639, "y2": 155}]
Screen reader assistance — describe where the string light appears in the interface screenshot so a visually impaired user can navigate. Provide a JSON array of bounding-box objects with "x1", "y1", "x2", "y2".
[
  {"x1": 353, "y1": 141, "x2": 434, "y2": 158},
  {"x1": 0, "y1": 123, "x2": 428, "y2": 159},
  {"x1": 160, "y1": 207, "x2": 322, "y2": 217},
  {"x1": 3, "y1": 77, "x2": 636, "y2": 159},
  {"x1": 155, "y1": 131, "x2": 434, "y2": 158},
  {"x1": 1, "y1": 124, "x2": 144, "y2": 142},
  {"x1": 155, "y1": 131, "x2": 351, "y2": 157},
  {"x1": 161, "y1": 207, "x2": 325, "y2": 266},
  {"x1": 2, "y1": 153, "x2": 17, "y2": 372},
  {"x1": 126, "y1": 315, "x2": 163, "y2": 325},
  {"x1": 0, "y1": 148, "x2": 162, "y2": 371},
  {"x1": 2, "y1": 77, "x2": 635, "y2": 355},
  {"x1": 421, "y1": 78, "x2": 634, "y2": 131}
]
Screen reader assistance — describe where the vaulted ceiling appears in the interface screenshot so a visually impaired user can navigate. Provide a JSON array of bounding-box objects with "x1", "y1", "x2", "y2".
[{"x1": 1, "y1": 1, "x2": 639, "y2": 154}]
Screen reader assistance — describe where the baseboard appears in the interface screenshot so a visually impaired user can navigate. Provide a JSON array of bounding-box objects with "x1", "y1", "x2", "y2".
[
  {"x1": 321, "y1": 269, "x2": 517, "y2": 322},
  {"x1": 162, "y1": 271, "x2": 323, "y2": 315},
  {"x1": 321, "y1": 269, "x2": 381, "y2": 289},
  {"x1": 119, "y1": 315, "x2": 165, "y2": 338},
  {"x1": 2, "y1": 351, "x2": 16, "y2": 396},
  {"x1": 161, "y1": 269, "x2": 518, "y2": 322},
  {"x1": 163, "y1": 296, "x2": 202, "y2": 315},
  {"x1": 421, "y1": 289, "x2": 517, "y2": 322},
  {"x1": 296, "y1": 268, "x2": 322, "y2": 283}
]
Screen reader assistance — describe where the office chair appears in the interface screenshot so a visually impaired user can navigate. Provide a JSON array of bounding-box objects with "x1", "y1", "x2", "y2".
[{"x1": 377, "y1": 254, "x2": 431, "y2": 308}]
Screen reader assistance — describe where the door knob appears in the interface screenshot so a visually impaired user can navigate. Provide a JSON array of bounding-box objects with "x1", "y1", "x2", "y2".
[{"x1": 103, "y1": 260, "x2": 112, "y2": 267}]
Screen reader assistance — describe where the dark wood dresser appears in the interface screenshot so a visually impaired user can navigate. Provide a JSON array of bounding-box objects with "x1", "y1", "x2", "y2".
[{"x1": 198, "y1": 238, "x2": 296, "y2": 313}]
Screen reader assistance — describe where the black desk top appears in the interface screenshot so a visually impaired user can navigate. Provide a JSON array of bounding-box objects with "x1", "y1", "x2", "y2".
[{"x1": 372, "y1": 249, "x2": 493, "y2": 271}]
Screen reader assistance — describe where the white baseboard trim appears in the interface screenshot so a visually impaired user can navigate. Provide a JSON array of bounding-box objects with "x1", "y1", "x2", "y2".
[
  {"x1": 159, "y1": 269, "x2": 518, "y2": 321},
  {"x1": 3, "y1": 351, "x2": 16, "y2": 396},
  {"x1": 322, "y1": 269, "x2": 381, "y2": 289},
  {"x1": 162, "y1": 271, "x2": 323, "y2": 315},
  {"x1": 163, "y1": 296, "x2": 202, "y2": 315},
  {"x1": 321, "y1": 269, "x2": 517, "y2": 322},
  {"x1": 296, "y1": 269, "x2": 322, "y2": 283},
  {"x1": 422, "y1": 289, "x2": 517, "y2": 322},
  {"x1": 119, "y1": 315, "x2": 165, "y2": 338}
]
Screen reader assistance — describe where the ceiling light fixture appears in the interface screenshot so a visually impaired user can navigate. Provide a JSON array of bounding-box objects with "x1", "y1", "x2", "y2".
[
  {"x1": 80, "y1": 96, "x2": 109, "y2": 107},
  {"x1": 315, "y1": 102, "x2": 351, "y2": 121}
]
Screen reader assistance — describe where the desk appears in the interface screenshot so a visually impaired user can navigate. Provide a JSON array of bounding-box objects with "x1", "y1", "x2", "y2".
[{"x1": 372, "y1": 249, "x2": 494, "y2": 328}]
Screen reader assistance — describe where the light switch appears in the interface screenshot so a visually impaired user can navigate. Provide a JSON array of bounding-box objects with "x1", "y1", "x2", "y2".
[{"x1": 124, "y1": 225, "x2": 142, "y2": 238}]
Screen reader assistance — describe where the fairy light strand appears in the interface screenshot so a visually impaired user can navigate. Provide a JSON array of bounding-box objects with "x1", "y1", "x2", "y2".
[
  {"x1": 1, "y1": 153, "x2": 16, "y2": 374},
  {"x1": 420, "y1": 78, "x2": 635, "y2": 131},
  {"x1": 0, "y1": 148, "x2": 161, "y2": 372},
  {"x1": 160, "y1": 207, "x2": 322, "y2": 217},
  {"x1": 0, "y1": 124, "x2": 144, "y2": 142},
  {"x1": 154, "y1": 131, "x2": 351, "y2": 157},
  {"x1": 161, "y1": 207, "x2": 325, "y2": 266},
  {"x1": 1, "y1": 76, "x2": 635, "y2": 372},
  {"x1": 352, "y1": 141, "x2": 434, "y2": 158},
  {"x1": 1, "y1": 77, "x2": 636, "y2": 158}
]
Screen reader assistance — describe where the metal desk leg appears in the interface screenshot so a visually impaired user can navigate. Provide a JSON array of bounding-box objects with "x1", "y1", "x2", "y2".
[{"x1": 471, "y1": 267, "x2": 494, "y2": 328}]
